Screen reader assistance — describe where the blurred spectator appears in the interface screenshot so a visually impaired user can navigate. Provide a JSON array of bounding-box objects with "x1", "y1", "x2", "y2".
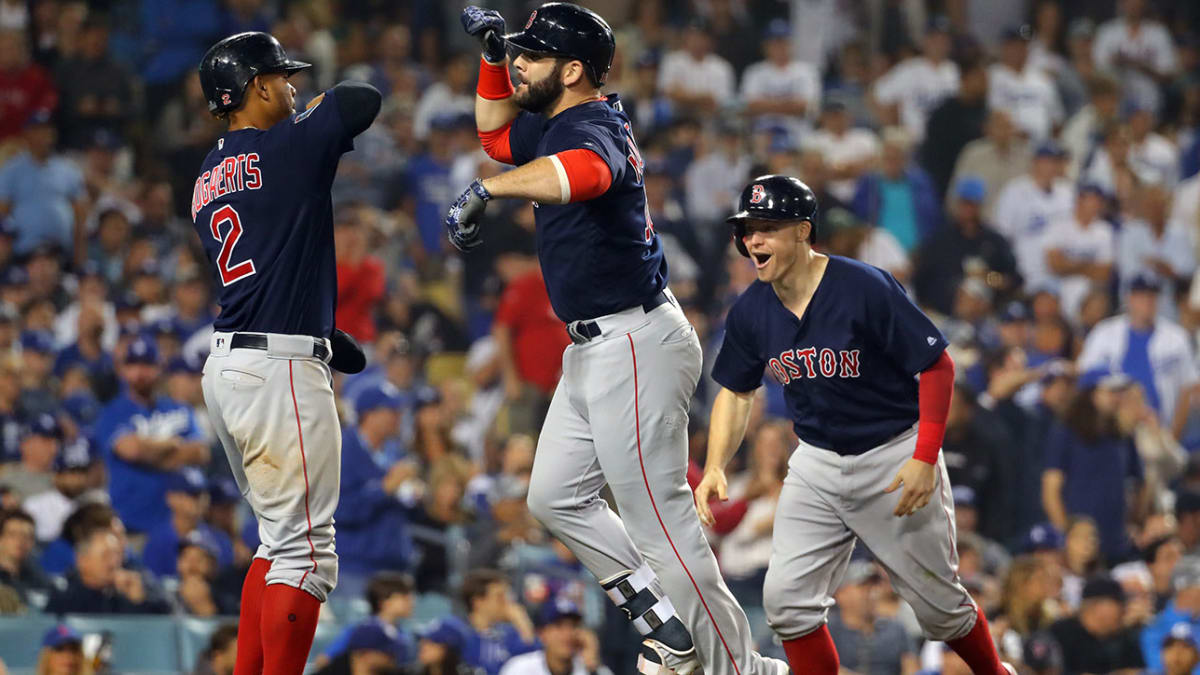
[
  {"x1": 822, "y1": 207, "x2": 910, "y2": 284},
  {"x1": 1127, "y1": 105, "x2": 1178, "y2": 187},
  {"x1": 466, "y1": 442, "x2": 540, "y2": 570},
  {"x1": 702, "y1": 0, "x2": 756, "y2": 77},
  {"x1": 0, "y1": 110, "x2": 86, "y2": 260},
  {"x1": 851, "y1": 127, "x2": 940, "y2": 252},
  {"x1": 0, "y1": 413, "x2": 60, "y2": 501},
  {"x1": 953, "y1": 485, "x2": 1012, "y2": 576},
  {"x1": 657, "y1": 19, "x2": 734, "y2": 115},
  {"x1": 1056, "y1": 18, "x2": 1101, "y2": 120},
  {"x1": 46, "y1": 528, "x2": 169, "y2": 614},
  {"x1": 499, "y1": 597, "x2": 610, "y2": 675},
  {"x1": 920, "y1": 58, "x2": 990, "y2": 201},
  {"x1": 137, "y1": 0, "x2": 221, "y2": 120},
  {"x1": 827, "y1": 561, "x2": 917, "y2": 675},
  {"x1": 0, "y1": 28, "x2": 56, "y2": 141},
  {"x1": 191, "y1": 622, "x2": 237, "y2": 675},
  {"x1": 1077, "y1": 274, "x2": 1197, "y2": 427},
  {"x1": 1061, "y1": 517, "x2": 1103, "y2": 610},
  {"x1": 54, "y1": 16, "x2": 134, "y2": 149},
  {"x1": 402, "y1": 112, "x2": 468, "y2": 256},
  {"x1": 715, "y1": 419, "x2": 787, "y2": 603},
  {"x1": 413, "y1": 53, "x2": 475, "y2": 141},
  {"x1": 23, "y1": 436, "x2": 104, "y2": 544},
  {"x1": 432, "y1": 569, "x2": 538, "y2": 675},
  {"x1": 1118, "y1": 184, "x2": 1195, "y2": 312},
  {"x1": 93, "y1": 335, "x2": 209, "y2": 534},
  {"x1": 336, "y1": 384, "x2": 417, "y2": 577},
  {"x1": 1145, "y1": 535, "x2": 1185, "y2": 611},
  {"x1": 684, "y1": 123, "x2": 752, "y2": 229},
  {"x1": 995, "y1": 555, "x2": 1059, "y2": 649},
  {"x1": 314, "y1": 621, "x2": 403, "y2": 675},
  {"x1": 948, "y1": 110, "x2": 1033, "y2": 221},
  {"x1": 220, "y1": 0, "x2": 269, "y2": 35},
  {"x1": 992, "y1": 142, "x2": 1074, "y2": 292},
  {"x1": 1041, "y1": 184, "x2": 1115, "y2": 320},
  {"x1": 1042, "y1": 369, "x2": 1146, "y2": 561},
  {"x1": 807, "y1": 98, "x2": 879, "y2": 206},
  {"x1": 914, "y1": 177, "x2": 1018, "y2": 315},
  {"x1": 35, "y1": 625, "x2": 88, "y2": 675},
  {"x1": 1080, "y1": 122, "x2": 1133, "y2": 197},
  {"x1": 1048, "y1": 575, "x2": 1145, "y2": 672},
  {"x1": 740, "y1": 20, "x2": 820, "y2": 141},
  {"x1": 871, "y1": 18, "x2": 958, "y2": 142},
  {"x1": 942, "y1": 382, "x2": 1013, "y2": 543},
  {"x1": 1092, "y1": 0, "x2": 1177, "y2": 115},
  {"x1": 0, "y1": 508, "x2": 51, "y2": 610},
  {"x1": 335, "y1": 206, "x2": 386, "y2": 344},
  {"x1": 1153, "y1": 623, "x2": 1200, "y2": 675},
  {"x1": 415, "y1": 615, "x2": 470, "y2": 675},
  {"x1": 318, "y1": 573, "x2": 416, "y2": 668},
  {"x1": 173, "y1": 530, "x2": 237, "y2": 616},
  {"x1": 1142, "y1": 557, "x2": 1200, "y2": 672},
  {"x1": 1062, "y1": 75, "x2": 1123, "y2": 178},
  {"x1": 619, "y1": 52, "x2": 672, "y2": 137},
  {"x1": 988, "y1": 26, "x2": 1063, "y2": 141},
  {"x1": 141, "y1": 468, "x2": 233, "y2": 578}
]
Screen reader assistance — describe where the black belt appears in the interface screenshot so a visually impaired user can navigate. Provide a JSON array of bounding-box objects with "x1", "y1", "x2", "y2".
[
  {"x1": 230, "y1": 333, "x2": 330, "y2": 361},
  {"x1": 566, "y1": 291, "x2": 672, "y2": 345}
]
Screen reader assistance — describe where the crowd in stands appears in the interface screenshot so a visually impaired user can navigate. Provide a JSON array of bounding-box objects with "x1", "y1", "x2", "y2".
[{"x1": 3, "y1": 0, "x2": 1200, "y2": 673}]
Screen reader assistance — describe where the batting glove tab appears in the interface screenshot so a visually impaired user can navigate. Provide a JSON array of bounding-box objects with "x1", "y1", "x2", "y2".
[
  {"x1": 461, "y1": 6, "x2": 507, "y2": 64},
  {"x1": 446, "y1": 178, "x2": 491, "y2": 253},
  {"x1": 329, "y1": 329, "x2": 366, "y2": 374}
]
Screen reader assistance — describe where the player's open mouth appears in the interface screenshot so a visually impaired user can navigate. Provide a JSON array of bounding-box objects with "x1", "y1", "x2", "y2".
[{"x1": 753, "y1": 253, "x2": 772, "y2": 269}]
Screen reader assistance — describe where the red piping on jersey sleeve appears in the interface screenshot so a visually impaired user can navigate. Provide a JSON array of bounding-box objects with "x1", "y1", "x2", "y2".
[
  {"x1": 478, "y1": 121, "x2": 514, "y2": 164},
  {"x1": 477, "y1": 58, "x2": 515, "y2": 100},
  {"x1": 914, "y1": 350, "x2": 954, "y2": 464},
  {"x1": 555, "y1": 148, "x2": 612, "y2": 202}
]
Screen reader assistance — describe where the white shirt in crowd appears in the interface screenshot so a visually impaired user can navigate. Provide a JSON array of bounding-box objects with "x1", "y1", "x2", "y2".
[
  {"x1": 1040, "y1": 215, "x2": 1116, "y2": 320},
  {"x1": 1078, "y1": 314, "x2": 1198, "y2": 425},
  {"x1": 987, "y1": 64, "x2": 1062, "y2": 141},
  {"x1": 684, "y1": 149, "x2": 752, "y2": 224},
  {"x1": 991, "y1": 176, "x2": 1076, "y2": 290},
  {"x1": 657, "y1": 50, "x2": 736, "y2": 102},
  {"x1": 499, "y1": 651, "x2": 613, "y2": 675},
  {"x1": 1128, "y1": 132, "x2": 1179, "y2": 186},
  {"x1": 411, "y1": 84, "x2": 473, "y2": 140},
  {"x1": 714, "y1": 475, "x2": 777, "y2": 580},
  {"x1": 740, "y1": 59, "x2": 822, "y2": 139},
  {"x1": 857, "y1": 227, "x2": 911, "y2": 280},
  {"x1": 873, "y1": 57, "x2": 959, "y2": 141},
  {"x1": 1116, "y1": 219, "x2": 1195, "y2": 318},
  {"x1": 1092, "y1": 17, "x2": 1177, "y2": 113},
  {"x1": 806, "y1": 127, "x2": 880, "y2": 203}
]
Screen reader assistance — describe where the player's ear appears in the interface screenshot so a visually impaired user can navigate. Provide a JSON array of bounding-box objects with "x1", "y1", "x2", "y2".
[
  {"x1": 798, "y1": 220, "x2": 812, "y2": 244},
  {"x1": 562, "y1": 60, "x2": 584, "y2": 88}
]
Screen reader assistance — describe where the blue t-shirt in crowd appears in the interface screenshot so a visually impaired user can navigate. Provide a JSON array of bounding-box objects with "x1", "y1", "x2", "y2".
[
  {"x1": 1122, "y1": 327, "x2": 1161, "y2": 412},
  {"x1": 322, "y1": 616, "x2": 416, "y2": 664},
  {"x1": 93, "y1": 391, "x2": 205, "y2": 533},
  {"x1": 0, "y1": 151, "x2": 86, "y2": 255},
  {"x1": 141, "y1": 521, "x2": 234, "y2": 578},
  {"x1": 712, "y1": 256, "x2": 947, "y2": 453},
  {"x1": 1044, "y1": 421, "x2": 1143, "y2": 560},
  {"x1": 879, "y1": 179, "x2": 918, "y2": 251}
]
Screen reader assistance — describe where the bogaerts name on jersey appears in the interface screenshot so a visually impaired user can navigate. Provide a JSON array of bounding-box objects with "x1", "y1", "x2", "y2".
[{"x1": 190, "y1": 152, "x2": 262, "y2": 221}]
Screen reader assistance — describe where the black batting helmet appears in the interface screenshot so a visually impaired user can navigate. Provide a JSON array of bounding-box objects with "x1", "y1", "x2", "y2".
[
  {"x1": 199, "y1": 32, "x2": 311, "y2": 115},
  {"x1": 726, "y1": 175, "x2": 819, "y2": 257},
  {"x1": 503, "y1": 3, "x2": 615, "y2": 87}
]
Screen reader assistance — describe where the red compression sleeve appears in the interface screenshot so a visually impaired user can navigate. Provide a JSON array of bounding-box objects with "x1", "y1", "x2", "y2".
[
  {"x1": 914, "y1": 350, "x2": 954, "y2": 464},
  {"x1": 554, "y1": 149, "x2": 613, "y2": 202},
  {"x1": 477, "y1": 58, "x2": 514, "y2": 100},
  {"x1": 479, "y1": 121, "x2": 514, "y2": 164}
]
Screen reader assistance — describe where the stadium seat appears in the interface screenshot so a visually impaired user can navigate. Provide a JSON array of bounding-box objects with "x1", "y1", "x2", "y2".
[
  {"x1": 63, "y1": 615, "x2": 181, "y2": 673},
  {"x1": 0, "y1": 614, "x2": 59, "y2": 668},
  {"x1": 411, "y1": 592, "x2": 453, "y2": 627}
]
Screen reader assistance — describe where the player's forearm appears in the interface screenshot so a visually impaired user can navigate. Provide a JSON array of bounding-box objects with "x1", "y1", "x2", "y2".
[
  {"x1": 704, "y1": 387, "x2": 756, "y2": 473},
  {"x1": 481, "y1": 157, "x2": 568, "y2": 204},
  {"x1": 475, "y1": 58, "x2": 519, "y2": 132}
]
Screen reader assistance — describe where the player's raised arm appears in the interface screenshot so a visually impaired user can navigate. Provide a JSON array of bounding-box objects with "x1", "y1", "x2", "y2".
[
  {"x1": 694, "y1": 386, "x2": 757, "y2": 526},
  {"x1": 329, "y1": 80, "x2": 382, "y2": 137},
  {"x1": 462, "y1": 6, "x2": 519, "y2": 132}
]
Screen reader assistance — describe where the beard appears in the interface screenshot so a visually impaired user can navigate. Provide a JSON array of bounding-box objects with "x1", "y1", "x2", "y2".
[{"x1": 513, "y1": 61, "x2": 566, "y2": 114}]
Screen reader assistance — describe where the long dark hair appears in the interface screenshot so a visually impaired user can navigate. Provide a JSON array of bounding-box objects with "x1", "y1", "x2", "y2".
[{"x1": 1061, "y1": 387, "x2": 1119, "y2": 443}]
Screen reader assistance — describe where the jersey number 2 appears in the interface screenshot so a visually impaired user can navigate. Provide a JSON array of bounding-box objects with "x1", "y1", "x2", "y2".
[{"x1": 209, "y1": 204, "x2": 256, "y2": 286}]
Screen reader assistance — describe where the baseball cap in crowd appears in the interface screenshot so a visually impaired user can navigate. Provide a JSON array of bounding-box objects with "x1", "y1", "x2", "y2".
[
  {"x1": 25, "y1": 412, "x2": 62, "y2": 439},
  {"x1": 1039, "y1": 359, "x2": 1074, "y2": 383},
  {"x1": 1129, "y1": 273, "x2": 1162, "y2": 293},
  {"x1": 1077, "y1": 367, "x2": 1131, "y2": 391},
  {"x1": 125, "y1": 334, "x2": 160, "y2": 365},
  {"x1": 179, "y1": 528, "x2": 221, "y2": 560},
  {"x1": 166, "y1": 467, "x2": 208, "y2": 496},
  {"x1": 419, "y1": 617, "x2": 469, "y2": 651},
  {"x1": 20, "y1": 330, "x2": 54, "y2": 354},
  {"x1": 1001, "y1": 25, "x2": 1033, "y2": 42},
  {"x1": 999, "y1": 301, "x2": 1029, "y2": 324},
  {"x1": 114, "y1": 293, "x2": 143, "y2": 313},
  {"x1": 345, "y1": 621, "x2": 399, "y2": 653},
  {"x1": 1165, "y1": 623, "x2": 1200, "y2": 650},
  {"x1": 414, "y1": 385, "x2": 441, "y2": 410},
  {"x1": 538, "y1": 596, "x2": 583, "y2": 627},
  {"x1": 1081, "y1": 575, "x2": 1126, "y2": 603},
  {"x1": 927, "y1": 15, "x2": 953, "y2": 33},
  {"x1": 838, "y1": 560, "x2": 879, "y2": 589},
  {"x1": 1078, "y1": 182, "x2": 1110, "y2": 200},
  {"x1": 954, "y1": 176, "x2": 986, "y2": 204},
  {"x1": 209, "y1": 476, "x2": 241, "y2": 505},
  {"x1": 952, "y1": 485, "x2": 977, "y2": 509},
  {"x1": 1023, "y1": 523, "x2": 1065, "y2": 552},
  {"x1": 763, "y1": 18, "x2": 791, "y2": 40},
  {"x1": 54, "y1": 437, "x2": 93, "y2": 472},
  {"x1": 41, "y1": 624, "x2": 82, "y2": 649},
  {"x1": 355, "y1": 382, "x2": 406, "y2": 418},
  {"x1": 134, "y1": 259, "x2": 161, "y2": 279},
  {"x1": 823, "y1": 208, "x2": 860, "y2": 233},
  {"x1": 2, "y1": 266, "x2": 28, "y2": 288},
  {"x1": 1172, "y1": 557, "x2": 1200, "y2": 593},
  {"x1": 1034, "y1": 139, "x2": 1068, "y2": 159}
]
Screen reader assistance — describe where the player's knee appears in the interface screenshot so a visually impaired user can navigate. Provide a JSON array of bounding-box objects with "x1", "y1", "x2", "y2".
[
  {"x1": 913, "y1": 599, "x2": 976, "y2": 641},
  {"x1": 525, "y1": 482, "x2": 555, "y2": 526},
  {"x1": 763, "y1": 569, "x2": 827, "y2": 638}
]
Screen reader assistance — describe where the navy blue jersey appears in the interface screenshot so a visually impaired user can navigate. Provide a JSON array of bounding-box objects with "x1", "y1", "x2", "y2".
[
  {"x1": 189, "y1": 89, "x2": 354, "y2": 338},
  {"x1": 712, "y1": 256, "x2": 948, "y2": 454},
  {"x1": 508, "y1": 94, "x2": 667, "y2": 322}
]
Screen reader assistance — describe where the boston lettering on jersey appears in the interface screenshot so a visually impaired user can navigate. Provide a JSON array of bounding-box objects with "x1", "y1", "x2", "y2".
[
  {"x1": 712, "y1": 256, "x2": 947, "y2": 455},
  {"x1": 190, "y1": 152, "x2": 263, "y2": 221},
  {"x1": 768, "y1": 347, "x2": 860, "y2": 384}
]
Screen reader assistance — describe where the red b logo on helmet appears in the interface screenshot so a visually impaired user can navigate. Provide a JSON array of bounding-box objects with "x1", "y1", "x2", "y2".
[
  {"x1": 750, "y1": 184, "x2": 766, "y2": 204},
  {"x1": 221, "y1": 93, "x2": 231, "y2": 105},
  {"x1": 526, "y1": 10, "x2": 537, "y2": 29}
]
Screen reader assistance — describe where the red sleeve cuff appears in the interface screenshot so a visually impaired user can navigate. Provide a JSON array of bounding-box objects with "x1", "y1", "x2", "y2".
[
  {"x1": 553, "y1": 148, "x2": 613, "y2": 202},
  {"x1": 914, "y1": 350, "x2": 954, "y2": 464},
  {"x1": 477, "y1": 58, "x2": 514, "y2": 100},
  {"x1": 478, "y1": 121, "x2": 514, "y2": 164}
]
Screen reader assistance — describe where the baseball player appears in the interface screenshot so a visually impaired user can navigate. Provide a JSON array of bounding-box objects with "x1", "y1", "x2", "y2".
[
  {"x1": 693, "y1": 175, "x2": 1013, "y2": 675},
  {"x1": 191, "y1": 32, "x2": 379, "y2": 674},
  {"x1": 449, "y1": 5, "x2": 786, "y2": 675}
]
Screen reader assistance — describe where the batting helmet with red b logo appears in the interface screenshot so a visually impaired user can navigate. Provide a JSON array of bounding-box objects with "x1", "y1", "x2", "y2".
[{"x1": 726, "y1": 175, "x2": 819, "y2": 257}]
